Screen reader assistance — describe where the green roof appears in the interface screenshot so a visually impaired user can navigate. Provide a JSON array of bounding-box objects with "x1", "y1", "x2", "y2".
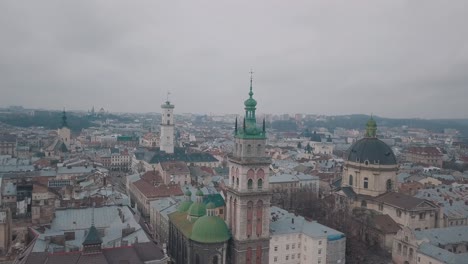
[
  {"x1": 82, "y1": 225, "x2": 102, "y2": 245},
  {"x1": 136, "y1": 148, "x2": 217, "y2": 164},
  {"x1": 117, "y1": 136, "x2": 139, "y2": 141},
  {"x1": 206, "y1": 202, "x2": 216, "y2": 210},
  {"x1": 195, "y1": 189, "x2": 204, "y2": 196},
  {"x1": 191, "y1": 215, "x2": 230, "y2": 243},
  {"x1": 178, "y1": 200, "x2": 193, "y2": 212},
  {"x1": 203, "y1": 194, "x2": 225, "y2": 208},
  {"x1": 188, "y1": 202, "x2": 206, "y2": 217}
]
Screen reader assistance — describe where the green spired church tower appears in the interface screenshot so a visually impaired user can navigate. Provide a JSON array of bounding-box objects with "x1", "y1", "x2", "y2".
[{"x1": 226, "y1": 72, "x2": 271, "y2": 264}]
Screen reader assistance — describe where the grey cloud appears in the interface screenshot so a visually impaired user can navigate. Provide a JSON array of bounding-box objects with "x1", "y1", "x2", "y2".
[{"x1": 0, "y1": 0, "x2": 467, "y2": 118}]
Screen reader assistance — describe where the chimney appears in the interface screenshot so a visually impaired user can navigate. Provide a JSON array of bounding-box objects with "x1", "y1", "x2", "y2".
[{"x1": 292, "y1": 218, "x2": 294, "y2": 224}]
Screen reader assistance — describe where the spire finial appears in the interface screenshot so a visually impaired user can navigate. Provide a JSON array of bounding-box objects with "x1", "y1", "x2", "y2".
[
  {"x1": 234, "y1": 117, "x2": 238, "y2": 134},
  {"x1": 166, "y1": 91, "x2": 171, "y2": 103},
  {"x1": 91, "y1": 205, "x2": 95, "y2": 227},
  {"x1": 249, "y1": 68, "x2": 254, "y2": 98},
  {"x1": 61, "y1": 108, "x2": 68, "y2": 128}
]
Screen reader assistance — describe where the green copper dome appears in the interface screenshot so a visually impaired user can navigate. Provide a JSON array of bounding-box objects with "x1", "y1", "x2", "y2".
[
  {"x1": 185, "y1": 189, "x2": 192, "y2": 196},
  {"x1": 195, "y1": 189, "x2": 204, "y2": 197},
  {"x1": 188, "y1": 202, "x2": 206, "y2": 217},
  {"x1": 191, "y1": 215, "x2": 230, "y2": 243},
  {"x1": 178, "y1": 200, "x2": 193, "y2": 212},
  {"x1": 244, "y1": 97, "x2": 257, "y2": 108}
]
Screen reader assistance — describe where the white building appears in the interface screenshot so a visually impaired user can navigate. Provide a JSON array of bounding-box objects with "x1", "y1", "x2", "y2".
[
  {"x1": 269, "y1": 207, "x2": 346, "y2": 264},
  {"x1": 160, "y1": 100, "x2": 175, "y2": 154}
]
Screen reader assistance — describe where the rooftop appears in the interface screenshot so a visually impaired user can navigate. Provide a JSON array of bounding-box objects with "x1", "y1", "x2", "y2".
[
  {"x1": 32, "y1": 205, "x2": 149, "y2": 253},
  {"x1": 269, "y1": 206, "x2": 344, "y2": 241}
]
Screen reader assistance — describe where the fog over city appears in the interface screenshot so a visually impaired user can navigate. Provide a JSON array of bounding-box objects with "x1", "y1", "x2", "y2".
[{"x1": 1, "y1": 0, "x2": 467, "y2": 118}]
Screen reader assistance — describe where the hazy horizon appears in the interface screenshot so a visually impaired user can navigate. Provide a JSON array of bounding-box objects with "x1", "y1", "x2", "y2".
[{"x1": 1, "y1": 1, "x2": 468, "y2": 119}]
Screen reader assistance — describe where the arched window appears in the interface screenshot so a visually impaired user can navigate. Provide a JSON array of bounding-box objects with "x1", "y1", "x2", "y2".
[
  {"x1": 256, "y1": 169, "x2": 265, "y2": 178},
  {"x1": 257, "y1": 179, "x2": 263, "y2": 190},
  {"x1": 246, "y1": 247, "x2": 252, "y2": 264},
  {"x1": 386, "y1": 179, "x2": 393, "y2": 191},
  {"x1": 212, "y1": 255, "x2": 219, "y2": 264},
  {"x1": 256, "y1": 200, "x2": 263, "y2": 236},
  {"x1": 256, "y1": 245, "x2": 262, "y2": 264},
  {"x1": 247, "y1": 144, "x2": 252, "y2": 154},
  {"x1": 248, "y1": 179, "x2": 253, "y2": 190},
  {"x1": 364, "y1": 177, "x2": 369, "y2": 189},
  {"x1": 349, "y1": 175, "x2": 353, "y2": 186},
  {"x1": 361, "y1": 200, "x2": 367, "y2": 208},
  {"x1": 229, "y1": 197, "x2": 233, "y2": 228},
  {"x1": 236, "y1": 177, "x2": 239, "y2": 187},
  {"x1": 247, "y1": 169, "x2": 255, "y2": 179},
  {"x1": 409, "y1": 248, "x2": 414, "y2": 258},
  {"x1": 247, "y1": 201, "x2": 253, "y2": 237},
  {"x1": 233, "y1": 199, "x2": 237, "y2": 235}
]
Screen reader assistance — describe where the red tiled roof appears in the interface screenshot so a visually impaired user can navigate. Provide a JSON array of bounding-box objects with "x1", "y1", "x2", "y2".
[
  {"x1": 133, "y1": 180, "x2": 183, "y2": 198},
  {"x1": 407, "y1": 146, "x2": 442, "y2": 156},
  {"x1": 141, "y1": 170, "x2": 163, "y2": 184}
]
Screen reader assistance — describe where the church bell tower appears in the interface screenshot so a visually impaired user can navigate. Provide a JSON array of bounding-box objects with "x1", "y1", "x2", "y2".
[{"x1": 226, "y1": 72, "x2": 271, "y2": 264}]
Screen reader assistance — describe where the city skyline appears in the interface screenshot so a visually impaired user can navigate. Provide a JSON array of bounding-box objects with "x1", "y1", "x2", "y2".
[{"x1": 1, "y1": 1, "x2": 468, "y2": 118}]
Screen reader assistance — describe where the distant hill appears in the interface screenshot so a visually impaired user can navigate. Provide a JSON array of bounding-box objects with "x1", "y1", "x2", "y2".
[
  {"x1": 273, "y1": 115, "x2": 468, "y2": 140},
  {"x1": 0, "y1": 111, "x2": 93, "y2": 132}
]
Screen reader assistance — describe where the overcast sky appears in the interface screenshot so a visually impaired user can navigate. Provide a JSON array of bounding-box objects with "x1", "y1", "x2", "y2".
[{"x1": 1, "y1": 1, "x2": 467, "y2": 118}]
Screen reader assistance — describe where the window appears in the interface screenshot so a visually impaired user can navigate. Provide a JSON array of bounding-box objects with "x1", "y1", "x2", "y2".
[
  {"x1": 292, "y1": 244, "x2": 295, "y2": 249},
  {"x1": 248, "y1": 179, "x2": 253, "y2": 190},
  {"x1": 292, "y1": 254, "x2": 295, "y2": 259},
  {"x1": 364, "y1": 177, "x2": 369, "y2": 189},
  {"x1": 274, "y1": 246, "x2": 278, "y2": 252},
  {"x1": 318, "y1": 240, "x2": 322, "y2": 245},
  {"x1": 286, "y1": 244, "x2": 289, "y2": 250},
  {"x1": 419, "y1": 213, "x2": 426, "y2": 220},
  {"x1": 397, "y1": 210, "x2": 402, "y2": 217},
  {"x1": 386, "y1": 179, "x2": 393, "y2": 191},
  {"x1": 361, "y1": 200, "x2": 367, "y2": 208},
  {"x1": 285, "y1": 255, "x2": 289, "y2": 260},
  {"x1": 298, "y1": 243, "x2": 301, "y2": 248},
  {"x1": 274, "y1": 256, "x2": 278, "y2": 262},
  {"x1": 349, "y1": 175, "x2": 353, "y2": 186},
  {"x1": 403, "y1": 245, "x2": 408, "y2": 256},
  {"x1": 409, "y1": 248, "x2": 413, "y2": 258},
  {"x1": 318, "y1": 249, "x2": 322, "y2": 254},
  {"x1": 297, "y1": 253, "x2": 301, "y2": 258},
  {"x1": 398, "y1": 243, "x2": 402, "y2": 254},
  {"x1": 257, "y1": 179, "x2": 263, "y2": 190}
]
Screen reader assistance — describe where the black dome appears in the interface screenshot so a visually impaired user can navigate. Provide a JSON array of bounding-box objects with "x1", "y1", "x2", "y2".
[{"x1": 347, "y1": 138, "x2": 396, "y2": 165}]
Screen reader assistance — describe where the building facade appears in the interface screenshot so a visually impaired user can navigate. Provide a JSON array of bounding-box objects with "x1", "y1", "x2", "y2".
[
  {"x1": 160, "y1": 100, "x2": 175, "y2": 154},
  {"x1": 226, "y1": 77, "x2": 272, "y2": 264}
]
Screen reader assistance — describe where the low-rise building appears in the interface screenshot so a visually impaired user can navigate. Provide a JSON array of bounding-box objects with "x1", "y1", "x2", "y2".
[
  {"x1": 415, "y1": 184, "x2": 468, "y2": 228},
  {"x1": 269, "y1": 206, "x2": 346, "y2": 264},
  {"x1": 406, "y1": 146, "x2": 444, "y2": 167},
  {"x1": 0, "y1": 134, "x2": 17, "y2": 157},
  {"x1": 392, "y1": 226, "x2": 468, "y2": 264},
  {"x1": 157, "y1": 161, "x2": 191, "y2": 186}
]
